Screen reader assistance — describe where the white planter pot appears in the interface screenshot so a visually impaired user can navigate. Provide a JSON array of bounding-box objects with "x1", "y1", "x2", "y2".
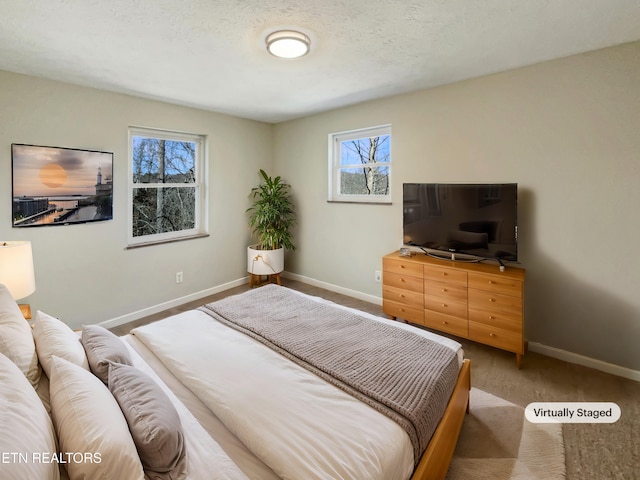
[{"x1": 247, "y1": 245, "x2": 284, "y2": 275}]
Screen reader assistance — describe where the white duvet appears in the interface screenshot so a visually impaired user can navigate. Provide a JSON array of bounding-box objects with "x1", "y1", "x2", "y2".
[
  {"x1": 132, "y1": 294, "x2": 461, "y2": 480},
  {"x1": 123, "y1": 340, "x2": 250, "y2": 480}
]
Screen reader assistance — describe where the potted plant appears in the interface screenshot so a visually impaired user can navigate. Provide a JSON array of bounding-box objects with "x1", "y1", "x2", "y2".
[{"x1": 246, "y1": 169, "x2": 295, "y2": 286}]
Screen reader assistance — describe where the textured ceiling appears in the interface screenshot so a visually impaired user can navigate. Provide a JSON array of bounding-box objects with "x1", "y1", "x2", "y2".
[{"x1": 1, "y1": 0, "x2": 639, "y2": 123}]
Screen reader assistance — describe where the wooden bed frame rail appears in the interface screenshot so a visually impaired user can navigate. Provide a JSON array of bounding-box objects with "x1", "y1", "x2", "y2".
[{"x1": 411, "y1": 359, "x2": 471, "y2": 480}]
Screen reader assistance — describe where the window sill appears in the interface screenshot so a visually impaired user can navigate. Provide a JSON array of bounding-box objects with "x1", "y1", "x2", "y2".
[
  {"x1": 126, "y1": 233, "x2": 209, "y2": 249},
  {"x1": 327, "y1": 200, "x2": 393, "y2": 205}
]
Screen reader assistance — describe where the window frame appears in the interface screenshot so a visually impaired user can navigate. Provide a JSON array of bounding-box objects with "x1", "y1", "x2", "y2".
[
  {"x1": 328, "y1": 124, "x2": 392, "y2": 204},
  {"x1": 127, "y1": 126, "x2": 208, "y2": 247}
]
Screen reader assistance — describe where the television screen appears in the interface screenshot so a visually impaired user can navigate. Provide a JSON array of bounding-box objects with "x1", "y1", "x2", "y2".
[
  {"x1": 11, "y1": 144, "x2": 113, "y2": 228},
  {"x1": 403, "y1": 183, "x2": 518, "y2": 261}
]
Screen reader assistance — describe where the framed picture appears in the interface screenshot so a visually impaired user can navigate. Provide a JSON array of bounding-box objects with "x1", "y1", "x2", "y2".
[{"x1": 11, "y1": 144, "x2": 113, "y2": 228}]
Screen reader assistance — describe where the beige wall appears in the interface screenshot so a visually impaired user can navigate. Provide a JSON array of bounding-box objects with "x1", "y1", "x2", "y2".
[
  {"x1": 2, "y1": 41, "x2": 638, "y2": 371},
  {"x1": 0, "y1": 70, "x2": 272, "y2": 328},
  {"x1": 274, "y1": 41, "x2": 640, "y2": 371}
]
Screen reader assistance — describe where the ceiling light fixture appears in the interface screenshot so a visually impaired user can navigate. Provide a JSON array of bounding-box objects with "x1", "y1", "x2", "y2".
[{"x1": 265, "y1": 30, "x2": 310, "y2": 59}]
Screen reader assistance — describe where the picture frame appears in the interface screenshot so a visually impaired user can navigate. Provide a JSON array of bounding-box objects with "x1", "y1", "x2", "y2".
[{"x1": 11, "y1": 143, "x2": 113, "y2": 228}]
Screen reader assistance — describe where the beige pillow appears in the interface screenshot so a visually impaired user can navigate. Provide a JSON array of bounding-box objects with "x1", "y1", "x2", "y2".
[
  {"x1": 81, "y1": 324, "x2": 132, "y2": 384},
  {"x1": 109, "y1": 363, "x2": 188, "y2": 479},
  {"x1": 0, "y1": 352, "x2": 59, "y2": 480},
  {"x1": 49, "y1": 355, "x2": 144, "y2": 480},
  {"x1": 0, "y1": 283, "x2": 40, "y2": 386},
  {"x1": 32, "y1": 310, "x2": 89, "y2": 378}
]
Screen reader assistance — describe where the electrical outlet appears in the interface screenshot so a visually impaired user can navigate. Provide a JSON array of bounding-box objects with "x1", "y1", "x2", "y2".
[
  {"x1": 375, "y1": 270, "x2": 382, "y2": 282},
  {"x1": 175, "y1": 271, "x2": 183, "y2": 284}
]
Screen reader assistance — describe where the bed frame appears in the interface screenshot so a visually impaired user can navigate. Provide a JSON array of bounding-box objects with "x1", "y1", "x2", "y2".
[{"x1": 411, "y1": 359, "x2": 471, "y2": 480}]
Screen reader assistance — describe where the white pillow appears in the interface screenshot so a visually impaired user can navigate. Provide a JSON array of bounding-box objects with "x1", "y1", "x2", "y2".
[
  {"x1": 0, "y1": 283, "x2": 40, "y2": 386},
  {"x1": 32, "y1": 310, "x2": 89, "y2": 378},
  {"x1": 49, "y1": 356, "x2": 145, "y2": 480},
  {"x1": 0, "y1": 352, "x2": 59, "y2": 480}
]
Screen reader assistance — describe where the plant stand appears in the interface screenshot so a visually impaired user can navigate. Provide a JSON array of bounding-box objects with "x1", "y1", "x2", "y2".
[{"x1": 249, "y1": 273, "x2": 281, "y2": 288}]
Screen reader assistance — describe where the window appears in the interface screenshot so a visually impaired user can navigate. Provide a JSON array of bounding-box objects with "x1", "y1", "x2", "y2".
[
  {"x1": 328, "y1": 124, "x2": 391, "y2": 203},
  {"x1": 128, "y1": 127, "x2": 207, "y2": 246}
]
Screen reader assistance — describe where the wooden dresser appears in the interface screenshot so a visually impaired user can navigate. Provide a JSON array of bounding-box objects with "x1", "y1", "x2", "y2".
[{"x1": 382, "y1": 251, "x2": 526, "y2": 367}]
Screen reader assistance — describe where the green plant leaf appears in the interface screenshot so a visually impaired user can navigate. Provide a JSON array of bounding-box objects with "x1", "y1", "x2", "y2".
[{"x1": 247, "y1": 170, "x2": 296, "y2": 251}]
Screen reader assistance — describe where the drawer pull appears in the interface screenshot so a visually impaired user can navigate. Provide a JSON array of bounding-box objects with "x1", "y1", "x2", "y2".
[
  {"x1": 441, "y1": 303, "x2": 447, "y2": 307},
  {"x1": 400, "y1": 278, "x2": 405, "y2": 282},
  {"x1": 489, "y1": 333, "x2": 496, "y2": 337},
  {"x1": 400, "y1": 308, "x2": 405, "y2": 312},
  {"x1": 441, "y1": 288, "x2": 447, "y2": 293},
  {"x1": 489, "y1": 298, "x2": 495, "y2": 302},
  {"x1": 400, "y1": 294, "x2": 405, "y2": 298},
  {"x1": 489, "y1": 280, "x2": 495, "y2": 285},
  {"x1": 442, "y1": 272, "x2": 447, "y2": 276},
  {"x1": 442, "y1": 321, "x2": 448, "y2": 325},
  {"x1": 400, "y1": 265, "x2": 405, "y2": 269},
  {"x1": 488, "y1": 315, "x2": 494, "y2": 320}
]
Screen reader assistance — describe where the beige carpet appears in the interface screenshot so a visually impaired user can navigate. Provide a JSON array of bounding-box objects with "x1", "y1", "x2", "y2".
[{"x1": 448, "y1": 388, "x2": 566, "y2": 480}]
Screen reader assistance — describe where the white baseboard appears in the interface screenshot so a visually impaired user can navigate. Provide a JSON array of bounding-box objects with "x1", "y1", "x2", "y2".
[
  {"x1": 282, "y1": 271, "x2": 382, "y2": 306},
  {"x1": 99, "y1": 277, "x2": 249, "y2": 330},
  {"x1": 528, "y1": 342, "x2": 640, "y2": 383}
]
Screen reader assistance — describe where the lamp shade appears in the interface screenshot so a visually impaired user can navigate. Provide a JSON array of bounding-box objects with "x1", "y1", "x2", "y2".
[{"x1": 0, "y1": 241, "x2": 36, "y2": 300}]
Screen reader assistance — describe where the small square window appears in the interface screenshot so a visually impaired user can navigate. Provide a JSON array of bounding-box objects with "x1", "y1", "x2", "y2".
[{"x1": 328, "y1": 125, "x2": 391, "y2": 203}]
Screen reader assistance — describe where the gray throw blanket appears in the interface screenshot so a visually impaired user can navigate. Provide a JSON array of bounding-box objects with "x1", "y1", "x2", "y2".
[{"x1": 199, "y1": 285, "x2": 459, "y2": 465}]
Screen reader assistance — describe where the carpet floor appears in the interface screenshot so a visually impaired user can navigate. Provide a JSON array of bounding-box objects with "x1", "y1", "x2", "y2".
[{"x1": 448, "y1": 388, "x2": 565, "y2": 479}]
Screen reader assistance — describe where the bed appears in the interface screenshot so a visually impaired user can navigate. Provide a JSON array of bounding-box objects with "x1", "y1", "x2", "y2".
[{"x1": 0, "y1": 282, "x2": 470, "y2": 480}]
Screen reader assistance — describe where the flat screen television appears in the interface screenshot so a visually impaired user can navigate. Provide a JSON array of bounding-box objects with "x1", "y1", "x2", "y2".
[{"x1": 403, "y1": 183, "x2": 518, "y2": 262}]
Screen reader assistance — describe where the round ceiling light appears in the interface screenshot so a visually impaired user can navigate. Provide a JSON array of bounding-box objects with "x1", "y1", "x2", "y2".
[{"x1": 265, "y1": 30, "x2": 310, "y2": 59}]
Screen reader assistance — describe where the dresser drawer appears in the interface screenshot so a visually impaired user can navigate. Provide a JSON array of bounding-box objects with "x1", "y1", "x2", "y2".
[
  {"x1": 424, "y1": 265, "x2": 467, "y2": 287},
  {"x1": 469, "y1": 307, "x2": 522, "y2": 334},
  {"x1": 424, "y1": 296, "x2": 467, "y2": 319},
  {"x1": 382, "y1": 251, "x2": 526, "y2": 367},
  {"x1": 424, "y1": 280, "x2": 467, "y2": 303},
  {"x1": 383, "y1": 271, "x2": 423, "y2": 293},
  {"x1": 383, "y1": 257, "x2": 423, "y2": 277},
  {"x1": 469, "y1": 321, "x2": 523, "y2": 354},
  {"x1": 424, "y1": 310, "x2": 468, "y2": 338},
  {"x1": 382, "y1": 285, "x2": 423, "y2": 308},
  {"x1": 468, "y1": 272, "x2": 522, "y2": 297},
  {"x1": 468, "y1": 289, "x2": 522, "y2": 316},
  {"x1": 383, "y1": 299, "x2": 424, "y2": 324}
]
